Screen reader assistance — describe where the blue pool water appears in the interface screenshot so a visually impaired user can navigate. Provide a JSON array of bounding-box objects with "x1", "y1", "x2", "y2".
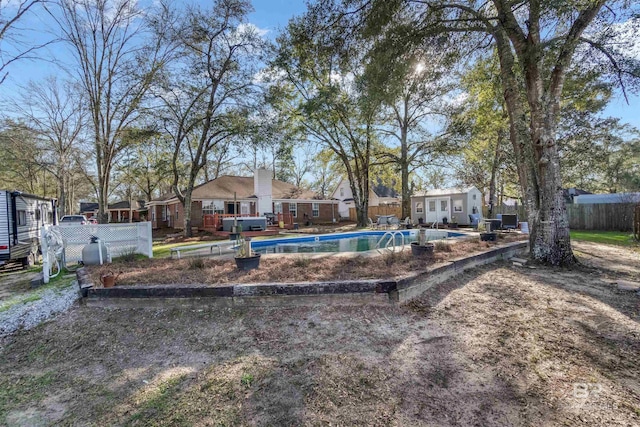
[{"x1": 250, "y1": 230, "x2": 466, "y2": 254}]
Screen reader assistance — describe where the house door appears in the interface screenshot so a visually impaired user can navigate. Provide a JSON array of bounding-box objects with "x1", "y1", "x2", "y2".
[{"x1": 226, "y1": 202, "x2": 240, "y2": 215}]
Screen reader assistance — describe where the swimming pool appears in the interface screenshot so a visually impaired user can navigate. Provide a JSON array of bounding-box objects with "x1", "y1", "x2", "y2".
[{"x1": 250, "y1": 230, "x2": 466, "y2": 254}]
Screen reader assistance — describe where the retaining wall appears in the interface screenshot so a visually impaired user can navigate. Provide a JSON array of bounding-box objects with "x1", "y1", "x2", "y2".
[{"x1": 79, "y1": 240, "x2": 529, "y2": 308}]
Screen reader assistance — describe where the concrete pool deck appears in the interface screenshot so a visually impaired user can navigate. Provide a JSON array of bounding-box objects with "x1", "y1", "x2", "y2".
[{"x1": 79, "y1": 240, "x2": 528, "y2": 308}]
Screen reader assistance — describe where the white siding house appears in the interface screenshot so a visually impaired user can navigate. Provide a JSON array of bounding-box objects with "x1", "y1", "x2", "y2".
[{"x1": 411, "y1": 186, "x2": 483, "y2": 226}]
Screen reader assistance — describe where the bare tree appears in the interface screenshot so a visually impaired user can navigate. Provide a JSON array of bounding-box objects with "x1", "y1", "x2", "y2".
[
  {"x1": 0, "y1": 0, "x2": 51, "y2": 84},
  {"x1": 156, "y1": 0, "x2": 264, "y2": 237},
  {"x1": 10, "y1": 77, "x2": 87, "y2": 215},
  {"x1": 47, "y1": 0, "x2": 172, "y2": 223}
]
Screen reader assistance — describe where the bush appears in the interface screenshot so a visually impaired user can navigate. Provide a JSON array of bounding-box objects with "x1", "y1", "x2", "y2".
[
  {"x1": 293, "y1": 256, "x2": 310, "y2": 268},
  {"x1": 188, "y1": 257, "x2": 206, "y2": 269},
  {"x1": 434, "y1": 241, "x2": 452, "y2": 252}
]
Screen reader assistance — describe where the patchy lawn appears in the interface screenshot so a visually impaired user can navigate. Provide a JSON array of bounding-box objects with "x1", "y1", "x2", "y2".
[
  {"x1": 571, "y1": 230, "x2": 639, "y2": 248},
  {"x1": 88, "y1": 234, "x2": 527, "y2": 286},
  {"x1": 0, "y1": 241, "x2": 638, "y2": 425}
]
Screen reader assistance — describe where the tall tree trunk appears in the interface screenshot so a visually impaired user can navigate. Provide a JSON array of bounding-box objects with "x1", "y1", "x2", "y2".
[
  {"x1": 183, "y1": 191, "x2": 193, "y2": 238},
  {"x1": 488, "y1": 130, "x2": 502, "y2": 218}
]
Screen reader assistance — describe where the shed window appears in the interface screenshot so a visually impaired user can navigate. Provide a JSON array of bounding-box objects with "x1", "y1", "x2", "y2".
[
  {"x1": 453, "y1": 200, "x2": 463, "y2": 213},
  {"x1": 340, "y1": 188, "x2": 344, "y2": 197},
  {"x1": 312, "y1": 203, "x2": 319, "y2": 217},
  {"x1": 289, "y1": 202, "x2": 297, "y2": 218},
  {"x1": 428, "y1": 201, "x2": 436, "y2": 212},
  {"x1": 415, "y1": 202, "x2": 424, "y2": 213},
  {"x1": 17, "y1": 210, "x2": 27, "y2": 226},
  {"x1": 440, "y1": 200, "x2": 448, "y2": 212}
]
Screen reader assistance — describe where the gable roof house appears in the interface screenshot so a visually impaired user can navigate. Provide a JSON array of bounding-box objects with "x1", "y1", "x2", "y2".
[
  {"x1": 331, "y1": 178, "x2": 401, "y2": 219},
  {"x1": 80, "y1": 200, "x2": 147, "y2": 222},
  {"x1": 146, "y1": 169, "x2": 339, "y2": 230}
]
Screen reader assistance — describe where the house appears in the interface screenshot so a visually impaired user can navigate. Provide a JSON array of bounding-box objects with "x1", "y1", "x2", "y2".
[
  {"x1": 332, "y1": 178, "x2": 401, "y2": 219},
  {"x1": 79, "y1": 200, "x2": 147, "y2": 222},
  {"x1": 411, "y1": 186, "x2": 482, "y2": 226},
  {"x1": 574, "y1": 192, "x2": 640, "y2": 204},
  {"x1": 563, "y1": 188, "x2": 592, "y2": 204},
  {"x1": 146, "y1": 169, "x2": 339, "y2": 230}
]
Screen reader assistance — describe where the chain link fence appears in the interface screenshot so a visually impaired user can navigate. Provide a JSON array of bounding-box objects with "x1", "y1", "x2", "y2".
[{"x1": 53, "y1": 222, "x2": 153, "y2": 267}]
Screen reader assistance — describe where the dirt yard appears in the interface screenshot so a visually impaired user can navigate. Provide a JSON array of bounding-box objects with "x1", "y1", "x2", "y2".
[
  {"x1": 0, "y1": 241, "x2": 639, "y2": 426},
  {"x1": 88, "y1": 234, "x2": 526, "y2": 286}
]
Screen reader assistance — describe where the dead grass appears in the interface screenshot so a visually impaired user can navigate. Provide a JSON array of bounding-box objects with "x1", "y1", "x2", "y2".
[
  {"x1": 88, "y1": 233, "x2": 527, "y2": 286},
  {"x1": 1, "y1": 241, "x2": 639, "y2": 425}
]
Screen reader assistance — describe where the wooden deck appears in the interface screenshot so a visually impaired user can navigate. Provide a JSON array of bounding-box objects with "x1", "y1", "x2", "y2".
[{"x1": 205, "y1": 225, "x2": 289, "y2": 238}]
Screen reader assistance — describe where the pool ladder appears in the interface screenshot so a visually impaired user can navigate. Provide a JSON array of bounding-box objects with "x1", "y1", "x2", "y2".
[{"x1": 375, "y1": 231, "x2": 405, "y2": 253}]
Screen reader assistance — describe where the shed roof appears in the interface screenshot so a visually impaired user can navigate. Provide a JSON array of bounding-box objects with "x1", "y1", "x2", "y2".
[{"x1": 412, "y1": 186, "x2": 478, "y2": 198}]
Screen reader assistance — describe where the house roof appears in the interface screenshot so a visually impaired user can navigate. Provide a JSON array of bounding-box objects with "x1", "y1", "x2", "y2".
[
  {"x1": 412, "y1": 186, "x2": 478, "y2": 197},
  {"x1": 574, "y1": 192, "x2": 640, "y2": 204},
  {"x1": 108, "y1": 200, "x2": 146, "y2": 210},
  {"x1": 152, "y1": 175, "x2": 324, "y2": 203},
  {"x1": 80, "y1": 202, "x2": 98, "y2": 213}
]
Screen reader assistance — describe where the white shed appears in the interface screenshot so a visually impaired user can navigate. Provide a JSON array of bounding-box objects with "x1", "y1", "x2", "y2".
[{"x1": 411, "y1": 186, "x2": 483, "y2": 226}]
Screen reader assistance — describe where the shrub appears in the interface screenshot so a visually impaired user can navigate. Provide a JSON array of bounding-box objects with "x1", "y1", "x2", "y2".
[
  {"x1": 293, "y1": 256, "x2": 310, "y2": 268},
  {"x1": 188, "y1": 257, "x2": 206, "y2": 269},
  {"x1": 434, "y1": 241, "x2": 452, "y2": 252}
]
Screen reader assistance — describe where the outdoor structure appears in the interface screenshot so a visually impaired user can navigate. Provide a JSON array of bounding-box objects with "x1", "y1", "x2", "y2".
[
  {"x1": 80, "y1": 200, "x2": 147, "y2": 223},
  {"x1": 411, "y1": 186, "x2": 483, "y2": 226},
  {"x1": 332, "y1": 178, "x2": 401, "y2": 220},
  {"x1": 0, "y1": 190, "x2": 57, "y2": 266},
  {"x1": 563, "y1": 188, "x2": 592, "y2": 204},
  {"x1": 574, "y1": 192, "x2": 640, "y2": 204},
  {"x1": 147, "y1": 169, "x2": 339, "y2": 231}
]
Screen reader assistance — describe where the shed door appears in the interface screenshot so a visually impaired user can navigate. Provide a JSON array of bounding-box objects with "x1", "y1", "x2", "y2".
[{"x1": 426, "y1": 198, "x2": 450, "y2": 224}]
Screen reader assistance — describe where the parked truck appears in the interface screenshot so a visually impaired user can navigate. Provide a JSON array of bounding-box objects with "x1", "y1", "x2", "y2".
[{"x1": 0, "y1": 190, "x2": 58, "y2": 267}]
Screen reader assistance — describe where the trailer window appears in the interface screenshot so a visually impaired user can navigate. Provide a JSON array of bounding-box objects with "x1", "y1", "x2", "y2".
[{"x1": 17, "y1": 210, "x2": 27, "y2": 226}]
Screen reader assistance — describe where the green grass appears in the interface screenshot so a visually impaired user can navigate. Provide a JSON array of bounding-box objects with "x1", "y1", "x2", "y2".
[
  {"x1": 570, "y1": 230, "x2": 639, "y2": 247},
  {"x1": 152, "y1": 242, "x2": 204, "y2": 258},
  {"x1": 0, "y1": 371, "x2": 57, "y2": 423},
  {"x1": 0, "y1": 269, "x2": 76, "y2": 313}
]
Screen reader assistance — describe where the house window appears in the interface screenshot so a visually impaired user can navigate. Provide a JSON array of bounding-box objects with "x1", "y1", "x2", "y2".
[
  {"x1": 162, "y1": 206, "x2": 167, "y2": 221},
  {"x1": 440, "y1": 200, "x2": 448, "y2": 212},
  {"x1": 340, "y1": 188, "x2": 344, "y2": 197},
  {"x1": 17, "y1": 210, "x2": 27, "y2": 226},
  {"x1": 175, "y1": 205, "x2": 179, "y2": 221},
  {"x1": 415, "y1": 202, "x2": 424, "y2": 213},
  {"x1": 428, "y1": 201, "x2": 436, "y2": 212},
  {"x1": 202, "y1": 200, "x2": 224, "y2": 215},
  {"x1": 289, "y1": 202, "x2": 297, "y2": 218},
  {"x1": 312, "y1": 203, "x2": 320, "y2": 217},
  {"x1": 152, "y1": 209, "x2": 156, "y2": 221},
  {"x1": 274, "y1": 202, "x2": 283, "y2": 214}
]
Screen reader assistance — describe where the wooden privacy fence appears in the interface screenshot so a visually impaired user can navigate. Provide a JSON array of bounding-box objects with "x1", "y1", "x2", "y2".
[
  {"x1": 566, "y1": 203, "x2": 636, "y2": 231},
  {"x1": 634, "y1": 205, "x2": 640, "y2": 240},
  {"x1": 349, "y1": 205, "x2": 403, "y2": 222}
]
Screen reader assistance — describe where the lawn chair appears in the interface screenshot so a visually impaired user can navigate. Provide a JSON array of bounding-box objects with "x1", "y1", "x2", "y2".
[
  {"x1": 468, "y1": 213, "x2": 481, "y2": 230},
  {"x1": 368, "y1": 217, "x2": 378, "y2": 230},
  {"x1": 388, "y1": 216, "x2": 400, "y2": 229}
]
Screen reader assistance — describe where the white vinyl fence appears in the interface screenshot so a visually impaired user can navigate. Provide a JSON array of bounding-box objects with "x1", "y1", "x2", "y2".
[{"x1": 53, "y1": 222, "x2": 153, "y2": 267}]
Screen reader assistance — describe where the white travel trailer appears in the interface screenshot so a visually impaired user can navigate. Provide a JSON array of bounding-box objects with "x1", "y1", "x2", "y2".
[{"x1": 0, "y1": 190, "x2": 57, "y2": 267}]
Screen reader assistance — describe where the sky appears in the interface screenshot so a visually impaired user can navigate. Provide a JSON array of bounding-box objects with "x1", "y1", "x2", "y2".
[{"x1": 1, "y1": 0, "x2": 638, "y2": 129}]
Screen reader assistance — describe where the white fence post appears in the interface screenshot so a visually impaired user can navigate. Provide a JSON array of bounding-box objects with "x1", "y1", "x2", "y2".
[
  {"x1": 147, "y1": 221, "x2": 153, "y2": 258},
  {"x1": 41, "y1": 225, "x2": 49, "y2": 284}
]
